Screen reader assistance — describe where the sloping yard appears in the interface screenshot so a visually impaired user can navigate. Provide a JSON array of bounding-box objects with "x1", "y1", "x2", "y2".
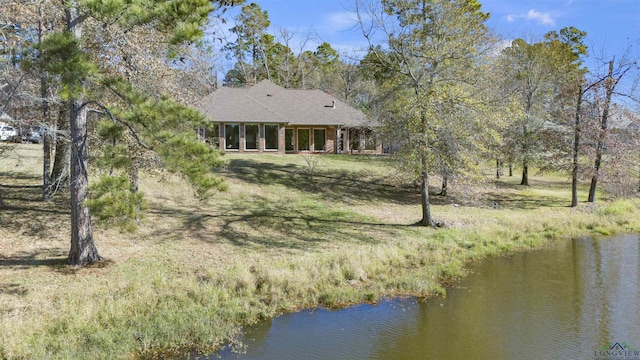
[{"x1": 1, "y1": 144, "x2": 639, "y2": 359}]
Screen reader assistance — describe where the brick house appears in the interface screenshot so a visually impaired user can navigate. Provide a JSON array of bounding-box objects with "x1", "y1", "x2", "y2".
[{"x1": 197, "y1": 80, "x2": 381, "y2": 154}]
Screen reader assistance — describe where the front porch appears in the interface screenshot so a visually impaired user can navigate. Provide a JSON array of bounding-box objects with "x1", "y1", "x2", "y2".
[{"x1": 200, "y1": 122, "x2": 382, "y2": 155}]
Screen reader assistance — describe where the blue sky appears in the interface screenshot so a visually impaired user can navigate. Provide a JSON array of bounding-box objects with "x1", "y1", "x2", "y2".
[{"x1": 221, "y1": 0, "x2": 639, "y2": 65}]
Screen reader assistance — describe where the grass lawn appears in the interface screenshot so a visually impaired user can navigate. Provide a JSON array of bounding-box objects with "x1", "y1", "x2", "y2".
[{"x1": 1, "y1": 144, "x2": 639, "y2": 359}]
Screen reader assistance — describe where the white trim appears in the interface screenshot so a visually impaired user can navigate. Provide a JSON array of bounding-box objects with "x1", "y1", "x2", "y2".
[{"x1": 224, "y1": 123, "x2": 240, "y2": 151}]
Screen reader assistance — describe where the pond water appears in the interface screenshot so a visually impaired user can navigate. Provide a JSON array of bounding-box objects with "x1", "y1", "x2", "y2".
[{"x1": 213, "y1": 234, "x2": 640, "y2": 360}]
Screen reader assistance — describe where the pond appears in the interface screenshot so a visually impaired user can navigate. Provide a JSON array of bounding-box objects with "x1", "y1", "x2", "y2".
[{"x1": 213, "y1": 234, "x2": 640, "y2": 360}]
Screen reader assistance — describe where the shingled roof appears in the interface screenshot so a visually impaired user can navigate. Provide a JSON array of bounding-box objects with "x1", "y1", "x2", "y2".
[
  {"x1": 609, "y1": 104, "x2": 640, "y2": 132},
  {"x1": 197, "y1": 80, "x2": 374, "y2": 127}
]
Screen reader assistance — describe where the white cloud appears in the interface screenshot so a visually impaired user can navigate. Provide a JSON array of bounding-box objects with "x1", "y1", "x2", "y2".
[
  {"x1": 525, "y1": 9, "x2": 555, "y2": 26},
  {"x1": 505, "y1": 8, "x2": 556, "y2": 26},
  {"x1": 326, "y1": 11, "x2": 359, "y2": 31}
]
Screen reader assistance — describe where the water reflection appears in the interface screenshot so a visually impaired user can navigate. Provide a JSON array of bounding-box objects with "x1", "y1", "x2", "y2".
[{"x1": 213, "y1": 235, "x2": 640, "y2": 360}]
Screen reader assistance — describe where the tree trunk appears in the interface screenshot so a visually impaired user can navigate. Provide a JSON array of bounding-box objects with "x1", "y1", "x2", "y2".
[
  {"x1": 66, "y1": 3, "x2": 101, "y2": 266},
  {"x1": 520, "y1": 162, "x2": 529, "y2": 186},
  {"x1": 39, "y1": 9, "x2": 52, "y2": 201},
  {"x1": 41, "y1": 76, "x2": 52, "y2": 201},
  {"x1": 439, "y1": 174, "x2": 448, "y2": 196},
  {"x1": 68, "y1": 99, "x2": 101, "y2": 266},
  {"x1": 496, "y1": 159, "x2": 501, "y2": 179},
  {"x1": 509, "y1": 163, "x2": 513, "y2": 177},
  {"x1": 419, "y1": 154, "x2": 435, "y2": 227},
  {"x1": 571, "y1": 86, "x2": 583, "y2": 207},
  {"x1": 42, "y1": 127, "x2": 52, "y2": 200},
  {"x1": 130, "y1": 149, "x2": 139, "y2": 193},
  {"x1": 50, "y1": 107, "x2": 71, "y2": 193},
  {"x1": 588, "y1": 60, "x2": 615, "y2": 203}
]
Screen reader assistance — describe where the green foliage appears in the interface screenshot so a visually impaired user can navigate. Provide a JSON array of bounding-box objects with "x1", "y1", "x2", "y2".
[
  {"x1": 80, "y1": 0, "x2": 233, "y2": 44},
  {"x1": 223, "y1": 2, "x2": 271, "y2": 84},
  {"x1": 37, "y1": 32, "x2": 98, "y2": 99},
  {"x1": 97, "y1": 143, "x2": 131, "y2": 170},
  {"x1": 156, "y1": 132, "x2": 228, "y2": 198},
  {"x1": 544, "y1": 26, "x2": 588, "y2": 60},
  {"x1": 366, "y1": 0, "x2": 493, "y2": 181},
  {"x1": 314, "y1": 42, "x2": 339, "y2": 70},
  {"x1": 498, "y1": 27, "x2": 588, "y2": 176},
  {"x1": 87, "y1": 174, "x2": 147, "y2": 232},
  {"x1": 97, "y1": 120, "x2": 125, "y2": 140},
  {"x1": 597, "y1": 199, "x2": 639, "y2": 216},
  {"x1": 100, "y1": 77, "x2": 227, "y2": 199}
]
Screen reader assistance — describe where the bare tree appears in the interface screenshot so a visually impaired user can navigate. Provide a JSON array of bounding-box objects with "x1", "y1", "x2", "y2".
[{"x1": 587, "y1": 54, "x2": 637, "y2": 202}]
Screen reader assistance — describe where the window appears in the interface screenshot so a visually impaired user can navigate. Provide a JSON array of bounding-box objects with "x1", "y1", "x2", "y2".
[
  {"x1": 364, "y1": 129, "x2": 377, "y2": 151},
  {"x1": 265, "y1": 124, "x2": 279, "y2": 150},
  {"x1": 285, "y1": 128, "x2": 295, "y2": 151},
  {"x1": 225, "y1": 123, "x2": 240, "y2": 150},
  {"x1": 298, "y1": 128, "x2": 310, "y2": 151},
  {"x1": 207, "y1": 124, "x2": 220, "y2": 148},
  {"x1": 313, "y1": 129, "x2": 326, "y2": 152},
  {"x1": 338, "y1": 129, "x2": 346, "y2": 153},
  {"x1": 245, "y1": 124, "x2": 259, "y2": 150},
  {"x1": 349, "y1": 129, "x2": 360, "y2": 151}
]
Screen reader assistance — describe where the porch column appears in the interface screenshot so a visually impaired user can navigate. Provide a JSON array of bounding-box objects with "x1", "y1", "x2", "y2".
[
  {"x1": 219, "y1": 123, "x2": 225, "y2": 150},
  {"x1": 344, "y1": 128, "x2": 350, "y2": 153},
  {"x1": 278, "y1": 124, "x2": 286, "y2": 154}
]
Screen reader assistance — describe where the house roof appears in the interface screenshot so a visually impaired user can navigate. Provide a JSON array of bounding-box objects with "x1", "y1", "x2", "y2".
[
  {"x1": 0, "y1": 112, "x2": 11, "y2": 126},
  {"x1": 609, "y1": 104, "x2": 640, "y2": 132},
  {"x1": 197, "y1": 80, "x2": 375, "y2": 127}
]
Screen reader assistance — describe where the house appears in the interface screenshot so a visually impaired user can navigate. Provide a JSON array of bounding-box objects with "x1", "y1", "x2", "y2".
[
  {"x1": 609, "y1": 103, "x2": 640, "y2": 133},
  {"x1": 197, "y1": 80, "x2": 381, "y2": 154},
  {"x1": 0, "y1": 112, "x2": 11, "y2": 126}
]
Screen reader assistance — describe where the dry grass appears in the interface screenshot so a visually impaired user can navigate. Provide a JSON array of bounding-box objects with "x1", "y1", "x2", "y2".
[{"x1": 1, "y1": 144, "x2": 639, "y2": 359}]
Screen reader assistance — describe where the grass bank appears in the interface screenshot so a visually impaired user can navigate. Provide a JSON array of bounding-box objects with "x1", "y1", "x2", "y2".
[{"x1": 1, "y1": 144, "x2": 639, "y2": 359}]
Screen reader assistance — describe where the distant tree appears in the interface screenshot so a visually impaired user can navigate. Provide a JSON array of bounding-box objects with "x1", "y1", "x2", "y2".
[
  {"x1": 224, "y1": 2, "x2": 271, "y2": 85},
  {"x1": 356, "y1": 0, "x2": 492, "y2": 226},
  {"x1": 498, "y1": 28, "x2": 587, "y2": 187},
  {"x1": 272, "y1": 28, "x2": 314, "y2": 88},
  {"x1": 313, "y1": 42, "x2": 340, "y2": 92},
  {"x1": 1, "y1": 0, "x2": 65, "y2": 200},
  {"x1": 587, "y1": 55, "x2": 637, "y2": 202},
  {"x1": 544, "y1": 27, "x2": 589, "y2": 207}
]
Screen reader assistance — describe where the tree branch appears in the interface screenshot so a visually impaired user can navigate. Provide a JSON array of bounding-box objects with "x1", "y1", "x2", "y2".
[{"x1": 81, "y1": 100, "x2": 151, "y2": 150}]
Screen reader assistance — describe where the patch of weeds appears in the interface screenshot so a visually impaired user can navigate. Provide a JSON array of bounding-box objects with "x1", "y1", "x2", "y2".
[
  {"x1": 363, "y1": 292, "x2": 376, "y2": 302},
  {"x1": 438, "y1": 264, "x2": 463, "y2": 284},
  {"x1": 457, "y1": 240, "x2": 476, "y2": 249},
  {"x1": 430, "y1": 285, "x2": 446, "y2": 297},
  {"x1": 318, "y1": 293, "x2": 335, "y2": 307},
  {"x1": 342, "y1": 267, "x2": 356, "y2": 281},
  {"x1": 597, "y1": 199, "x2": 638, "y2": 216},
  {"x1": 592, "y1": 226, "x2": 611, "y2": 236}
]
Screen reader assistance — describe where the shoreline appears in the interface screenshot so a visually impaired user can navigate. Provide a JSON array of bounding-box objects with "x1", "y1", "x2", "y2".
[{"x1": 1, "y1": 146, "x2": 639, "y2": 359}]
